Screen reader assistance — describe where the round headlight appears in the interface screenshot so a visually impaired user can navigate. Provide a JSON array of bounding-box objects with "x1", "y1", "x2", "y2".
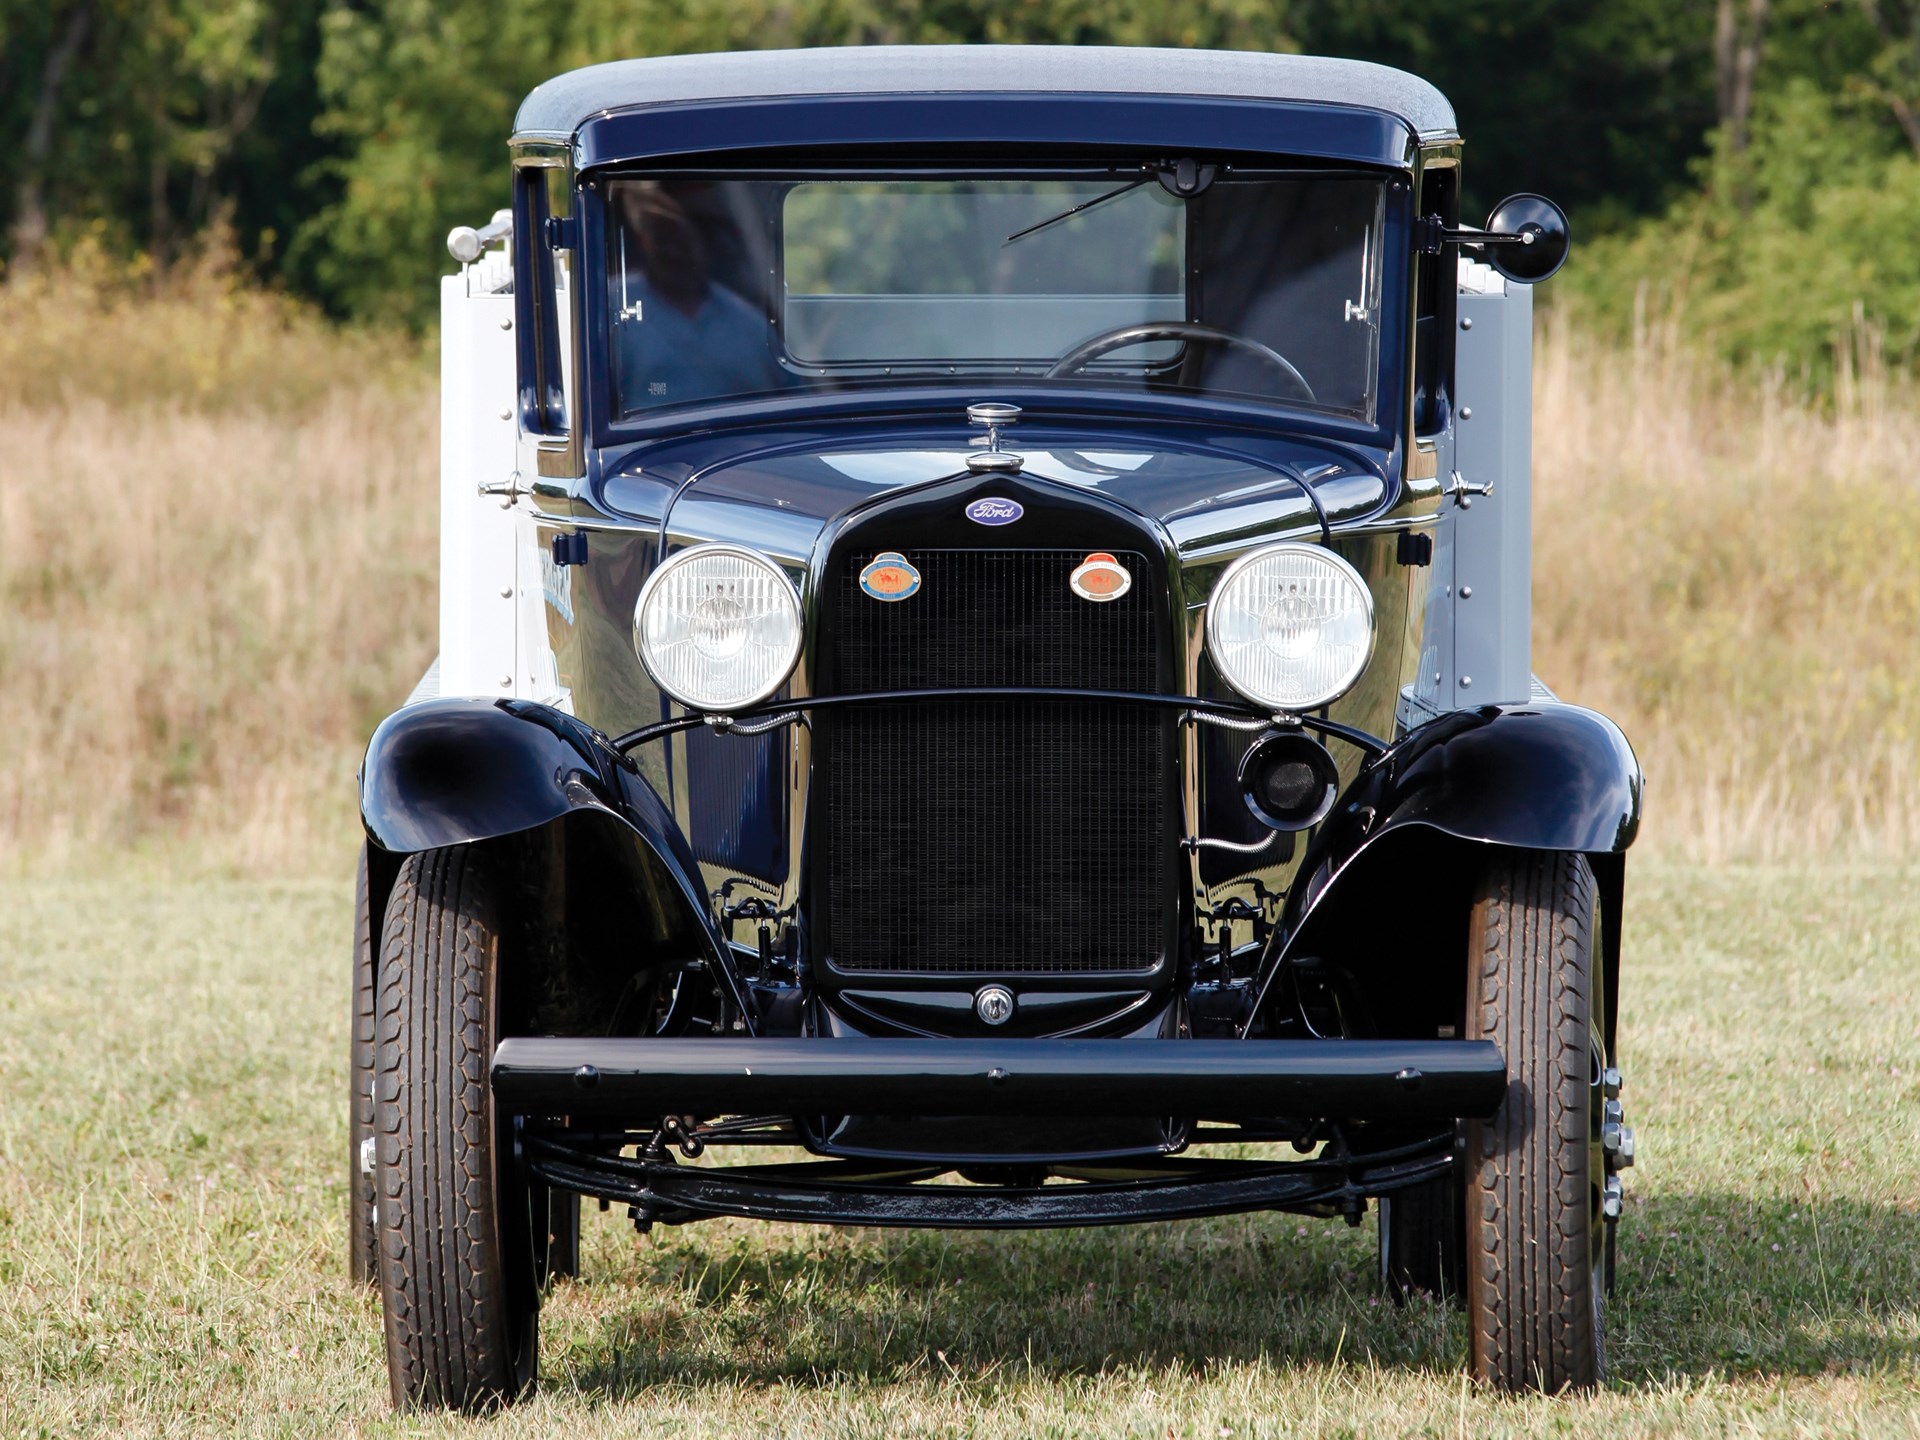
[
  {"x1": 1206, "y1": 543, "x2": 1374, "y2": 712},
  {"x1": 634, "y1": 544, "x2": 803, "y2": 711}
]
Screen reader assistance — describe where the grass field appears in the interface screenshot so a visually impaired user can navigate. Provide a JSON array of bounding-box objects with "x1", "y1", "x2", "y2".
[{"x1": 2, "y1": 862, "x2": 1915, "y2": 1437}]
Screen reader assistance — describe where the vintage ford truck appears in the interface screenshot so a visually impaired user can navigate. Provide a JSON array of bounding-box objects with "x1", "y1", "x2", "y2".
[{"x1": 349, "y1": 45, "x2": 1640, "y2": 1408}]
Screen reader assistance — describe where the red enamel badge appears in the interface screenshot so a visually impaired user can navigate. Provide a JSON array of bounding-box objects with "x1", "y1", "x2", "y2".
[{"x1": 1070, "y1": 552, "x2": 1131, "y2": 602}]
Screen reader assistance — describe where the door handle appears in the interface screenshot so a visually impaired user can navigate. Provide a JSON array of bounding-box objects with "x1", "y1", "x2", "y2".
[
  {"x1": 1445, "y1": 470, "x2": 1493, "y2": 509},
  {"x1": 478, "y1": 471, "x2": 529, "y2": 508}
]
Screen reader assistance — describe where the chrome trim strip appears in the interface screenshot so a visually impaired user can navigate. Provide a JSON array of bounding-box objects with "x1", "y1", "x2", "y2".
[{"x1": 512, "y1": 147, "x2": 586, "y2": 480}]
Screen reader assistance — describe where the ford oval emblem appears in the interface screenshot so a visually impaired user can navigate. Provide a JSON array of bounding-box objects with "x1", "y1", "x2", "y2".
[
  {"x1": 965, "y1": 497, "x2": 1024, "y2": 526},
  {"x1": 858, "y1": 551, "x2": 921, "y2": 602}
]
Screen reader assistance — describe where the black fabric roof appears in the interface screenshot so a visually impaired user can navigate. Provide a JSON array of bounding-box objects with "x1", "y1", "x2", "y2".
[{"x1": 513, "y1": 46, "x2": 1457, "y2": 146}]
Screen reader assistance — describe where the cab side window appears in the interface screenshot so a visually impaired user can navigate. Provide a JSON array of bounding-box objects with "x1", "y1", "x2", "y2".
[
  {"x1": 512, "y1": 166, "x2": 569, "y2": 437},
  {"x1": 1412, "y1": 167, "x2": 1456, "y2": 436}
]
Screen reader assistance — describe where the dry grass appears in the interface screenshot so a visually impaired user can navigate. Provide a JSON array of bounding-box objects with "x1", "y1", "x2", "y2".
[
  {"x1": 1534, "y1": 309, "x2": 1920, "y2": 859},
  {"x1": 0, "y1": 242, "x2": 415, "y2": 416},
  {"x1": 0, "y1": 265, "x2": 436, "y2": 875},
  {"x1": 0, "y1": 265, "x2": 1915, "y2": 870}
]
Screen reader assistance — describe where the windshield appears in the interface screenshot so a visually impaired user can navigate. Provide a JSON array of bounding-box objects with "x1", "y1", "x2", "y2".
[{"x1": 604, "y1": 167, "x2": 1386, "y2": 424}]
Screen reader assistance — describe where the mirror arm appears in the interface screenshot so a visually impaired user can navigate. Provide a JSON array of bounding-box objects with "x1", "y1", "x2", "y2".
[{"x1": 1414, "y1": 215, "x2": 1539, "y2": 256}]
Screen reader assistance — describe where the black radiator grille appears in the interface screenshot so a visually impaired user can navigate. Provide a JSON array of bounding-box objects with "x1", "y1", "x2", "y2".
[{"x1": 821, "y1": 549, "x2": 1169, "y2": 975}]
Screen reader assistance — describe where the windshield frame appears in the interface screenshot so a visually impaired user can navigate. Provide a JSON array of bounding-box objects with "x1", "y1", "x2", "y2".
[{"x1": 578, "y1": 154, "x2": 1412, "y2": 453}]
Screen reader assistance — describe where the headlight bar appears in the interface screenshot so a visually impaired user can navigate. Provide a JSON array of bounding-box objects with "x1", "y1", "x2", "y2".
[{"x1": 609, "y1": 687, "x2": 1388, "y2": 759}]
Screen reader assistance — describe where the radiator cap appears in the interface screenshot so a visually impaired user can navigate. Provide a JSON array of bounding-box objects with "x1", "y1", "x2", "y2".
[{"x1": 966, "y1": 401, "x2": 1023, "y2": 473}]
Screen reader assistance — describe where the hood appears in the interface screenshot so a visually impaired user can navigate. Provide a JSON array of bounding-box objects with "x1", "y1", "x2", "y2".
[{"x1": 597, "y1": 418, "x2": 1395, "y2": 564}]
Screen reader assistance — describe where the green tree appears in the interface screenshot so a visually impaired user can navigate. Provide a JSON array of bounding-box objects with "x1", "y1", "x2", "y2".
[
  {"x1": 12, "y1": 0, "x2": 1918, "y2": 380},
  {"x1": 1301, "y1": 0, "x2": 1720, "y2": 230},
  {"x1": 0, "y1": 0, "x2": 332, "y2": 277},
  {"x1": 1852, "y1": 0, "x2": 1920, "y2": 153},
  {"x1": 294, "y1": 0, "x2": 570, "y2": 319},
  {"x1": 301, "y1": 0, "x2": 1299, "y2": 324},
  {"x1": 1570, "y1": 1, "x2": 1920, "y2": 377}
]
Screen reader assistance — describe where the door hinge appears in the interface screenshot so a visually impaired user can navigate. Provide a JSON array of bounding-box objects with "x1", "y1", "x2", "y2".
[
  {"x1": 544, "y1": 215, "x2": 579, "y2": 251},
  {"x1": 551, "y1": 531, "x2": 588, "y2": 567},
  {"x1": 1396, "y1": 531, "x2": 1433, "y2": 567}
]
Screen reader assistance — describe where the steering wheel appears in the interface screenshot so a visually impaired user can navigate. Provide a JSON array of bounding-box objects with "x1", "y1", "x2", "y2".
[{"x1": 1045, "y1": 321, "x2": 1316, "y2": 404}]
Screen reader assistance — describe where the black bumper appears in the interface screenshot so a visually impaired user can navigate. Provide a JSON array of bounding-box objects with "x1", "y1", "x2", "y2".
[{"x1": 490, "y1": 1037, "x2": 1507, "y2": 1123}]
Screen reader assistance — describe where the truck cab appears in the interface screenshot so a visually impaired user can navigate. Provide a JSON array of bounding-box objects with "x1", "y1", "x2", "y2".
[{"x1": 353, "y1": 46, "x2": 1638, "y2": 1411}]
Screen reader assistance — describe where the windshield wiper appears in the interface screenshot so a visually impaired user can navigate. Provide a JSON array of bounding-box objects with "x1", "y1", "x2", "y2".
[{"x1": 1004, "y1": 178, "x2": 1149, "y2": 246}]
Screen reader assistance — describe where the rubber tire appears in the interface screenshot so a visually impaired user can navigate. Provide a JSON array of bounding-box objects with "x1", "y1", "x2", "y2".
[
  {"x1": 349, "y1": 844, "x2": 377, "y2": 1285},
  {"x1": 374, "y1": 847, "x2": 537, "y2": 1412},
  {"x1": 1379, "y1": 1168, "x2": 1464, "y2": 1304},
  {"x1": 1464, "y1": 850, "x2": 1605, "y2": 1393}
]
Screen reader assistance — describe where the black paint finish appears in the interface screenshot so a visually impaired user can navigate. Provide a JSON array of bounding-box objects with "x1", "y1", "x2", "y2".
[
  {"x1": 575, "y1": 93, "x2": 1422, "y2": 174},
  {"x1": 834, "y1": 988, "x2": 1158, "y2": 1039},
  {"x1": 358, "y1": 696, "x2": 744, "y2": 1020},
  {"x1": 490, "y1": 1035, "x2": 1507, "y2": 1122},
  {"x1": 360, "y1": 698, "x2": 625, "y2": 857},
  {"x1": 1285, "y1": 701, "x2": 1642, "y2": 935},
  {"x1": 524, "y1": 1139, "x2": 1460, "y2": 1230},
  {"x1": 1253, "y1": 702, "x2": 1643, "y2": 1023}
]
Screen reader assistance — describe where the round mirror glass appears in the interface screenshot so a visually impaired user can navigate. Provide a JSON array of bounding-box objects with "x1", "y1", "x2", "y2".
[{"x1": 1484, "y1": 193, "x2": 1571, "y2": 284}]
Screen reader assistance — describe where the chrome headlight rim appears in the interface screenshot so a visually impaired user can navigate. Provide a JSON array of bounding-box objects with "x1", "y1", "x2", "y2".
[
  {"x1": 633, "y1": 541, "x2": 805, "y2": 712},
  {"x1": 1204, "y1": 541, "x2": 1376, "y2": 713}
]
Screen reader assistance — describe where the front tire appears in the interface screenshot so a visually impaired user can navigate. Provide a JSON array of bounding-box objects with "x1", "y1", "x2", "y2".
[
  {"x1": 1463, "y1": 850, "x2": 1607, "y2": 1393},
  {"x1": 374, "y1": 846, "x2": 537, "y2": 1412},
  {"x1": 349, "y1": 844, "x2": 377, "y2": 1285}
]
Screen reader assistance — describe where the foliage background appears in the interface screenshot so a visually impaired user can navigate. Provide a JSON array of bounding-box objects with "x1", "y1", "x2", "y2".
[{"x1": 10, "y1": 0, "x2": 1920, "y2": 363}]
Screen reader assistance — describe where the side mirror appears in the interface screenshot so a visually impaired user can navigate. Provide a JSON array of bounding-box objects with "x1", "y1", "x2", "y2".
[{"x1": 1479, "y1": 193, "x2": 1571, "y2": 285}]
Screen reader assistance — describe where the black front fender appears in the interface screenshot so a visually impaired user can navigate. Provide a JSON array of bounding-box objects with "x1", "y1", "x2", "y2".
[
  {"x1": 1285, "y1": 702, "x2": 1641, "y2": 940},
  {"x1": 361, "y1": 697, "x2": 636, "y2": 855},
  {"x1": 358, "y1": 697, "x2": 729, "y2": 985}
]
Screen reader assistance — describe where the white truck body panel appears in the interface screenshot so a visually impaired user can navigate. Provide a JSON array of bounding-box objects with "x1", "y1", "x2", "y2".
[
  {"x1": 428, "y1": 237, "x2": 573, "y2": 711},
  {"x1": 436, "y1": 262, "x2": 520, "y2": 701}
]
